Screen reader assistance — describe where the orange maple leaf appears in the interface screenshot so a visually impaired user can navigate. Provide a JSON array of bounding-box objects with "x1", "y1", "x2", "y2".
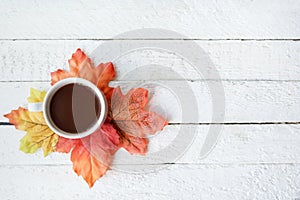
[
  {"x1": 51, "y1": 49, "x2": 115, "y2": 100},
  {"x1": 111, "y1": 86, "x2": 168, "y2": 154},
  {"x1": 56, "y1": 123, "x2": 119, "y2": 188}
]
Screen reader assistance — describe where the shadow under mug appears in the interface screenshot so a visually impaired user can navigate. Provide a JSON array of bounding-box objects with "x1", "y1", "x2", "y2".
[{"x1": 28, "y1": 78, "x2": 108, "y2": 139}]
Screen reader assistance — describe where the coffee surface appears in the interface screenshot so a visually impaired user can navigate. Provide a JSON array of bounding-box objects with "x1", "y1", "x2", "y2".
[{"x1": 50, "y1": 83, "x2": 100, "y2": 133}]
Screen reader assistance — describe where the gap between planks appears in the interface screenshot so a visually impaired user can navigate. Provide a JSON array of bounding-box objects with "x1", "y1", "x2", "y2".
[
  {"x1": 2, "y1": 122, "x2": 300, "y2": 125},
  {"x1": 2, "y1": 79, "x2": 300, "y2": 83},
  {"x1": 0, "y1": 38, "x2": 300, "y2": 41},
  {"x1": 0, "y1": 163, "x2": 299, "y2": 167}
]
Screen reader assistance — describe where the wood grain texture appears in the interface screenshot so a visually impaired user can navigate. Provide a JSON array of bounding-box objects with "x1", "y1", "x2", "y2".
[
  {"x1": 0, "y1": 164, "x2": 299, "y2": 199},
  {"x1": 0, "y1": 0, "x2": 300, "y2": 39},
  {"x1": 0, "y1": 125, "x2": 299, "y2": 165},
  {"x1": 1, "y1": 81, "x2": 299, "y2": 123},
  {"x1": 0, "y1": 40, "x2": 300, "y2": 81}
]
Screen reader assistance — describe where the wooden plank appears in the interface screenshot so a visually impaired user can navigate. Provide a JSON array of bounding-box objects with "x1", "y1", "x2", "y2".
[
  {"x1": 0, "y1": 0, "x2": 299, "y2": 39},
  {"x1": 0, "y1": 124, "x2": 299, "y2": 165},
  {"x1": 1, "y1": 81, "x2": 299, "y2": 123},
  {"x1": 1, "y1": 40, "x2": 300, "y2": 81},
  {"x1": 0, "y1": 164, "x2": 299, "y2": 199}
]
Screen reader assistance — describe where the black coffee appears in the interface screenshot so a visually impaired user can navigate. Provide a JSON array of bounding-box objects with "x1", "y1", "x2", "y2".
[{"x1": 50, "y1": 83, "x2": 101, "y2": 133}]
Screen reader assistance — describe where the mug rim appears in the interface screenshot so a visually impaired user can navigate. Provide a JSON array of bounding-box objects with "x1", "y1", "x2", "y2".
[{"x1": 43, "y1": 78, "x2": 107, "y2": 139}]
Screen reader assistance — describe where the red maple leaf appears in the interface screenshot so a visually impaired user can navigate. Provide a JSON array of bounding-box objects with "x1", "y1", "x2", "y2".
[
  {"x1": 111, "y1": 86, "x2": 168, "y2": 154},
  {"x1": 56, "y1": 123, "x2": 119, "y2": 188},
  {"x1": 118, "y1": 132, "x2": 149, "y2": 155}
]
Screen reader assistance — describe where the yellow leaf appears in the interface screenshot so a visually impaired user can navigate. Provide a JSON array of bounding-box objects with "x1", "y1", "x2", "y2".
[
  {"x1": 27, "y1": 88, "x2": 46, "y2": 103},
  {"x1": 4, "y1": 107, "x2": 58, "y2": 157}
]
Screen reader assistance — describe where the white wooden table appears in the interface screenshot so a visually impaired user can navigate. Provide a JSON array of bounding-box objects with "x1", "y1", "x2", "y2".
[{"x1": 1, "y1": 0, "x2": 300, "y2": 199}]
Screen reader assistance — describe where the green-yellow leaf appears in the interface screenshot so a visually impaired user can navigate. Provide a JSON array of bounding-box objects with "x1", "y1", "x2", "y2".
[
  {"x1": 4, "y1": 107, "x2": 59, "y2": 157},
  {"x1": 19, "y1": 134, "x2": 41, "y2": 154},
  {"x1": 5, "y1": 87, "x2": 58, "y2": 157},
  {"x1": 27, "y1": 88, "x2": 46, "y2": 103}
]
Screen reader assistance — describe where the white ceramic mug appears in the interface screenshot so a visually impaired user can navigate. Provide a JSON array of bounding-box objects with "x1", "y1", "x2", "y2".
[{"x1": 28, "y1": 78, "x2": 107, "y2": 139}]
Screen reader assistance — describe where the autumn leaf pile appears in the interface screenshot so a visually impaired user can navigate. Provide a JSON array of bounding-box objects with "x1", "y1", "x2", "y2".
[{"x1": 4, "y1": 49, "x2": 168, "y2": 188}]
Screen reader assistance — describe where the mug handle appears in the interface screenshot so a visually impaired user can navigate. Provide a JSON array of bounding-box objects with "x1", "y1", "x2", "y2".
[{"x1": 28, "y1": 102, "x2": 43, "y2": 112}]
